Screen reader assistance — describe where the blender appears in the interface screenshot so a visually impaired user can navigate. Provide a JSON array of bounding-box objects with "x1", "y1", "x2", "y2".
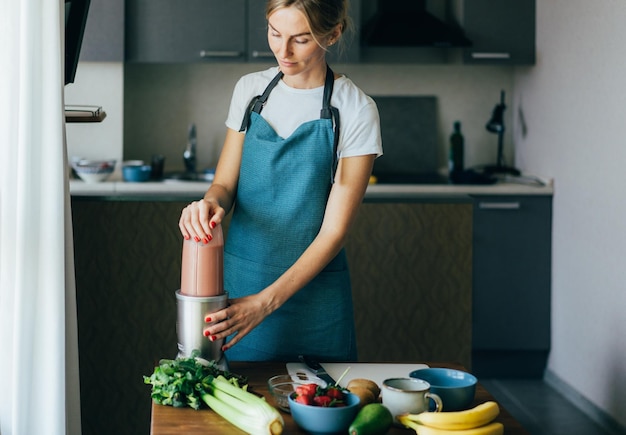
[{"x1": 176, "y1": 224, "x2": 228, "y2": 369}]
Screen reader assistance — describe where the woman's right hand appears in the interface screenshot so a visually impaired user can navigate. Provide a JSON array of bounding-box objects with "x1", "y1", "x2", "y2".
[{"x1": 178, "y1": 198, "x2": 225, "y2": 243}]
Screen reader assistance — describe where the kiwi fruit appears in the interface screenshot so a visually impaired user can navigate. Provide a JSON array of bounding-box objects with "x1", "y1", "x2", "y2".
[
  {"x1": 347, "y1": 378, "x2": 381, "y2": 399},
  {"x1": 348, "y1": 386, "x2": 376, "y2": 407}
]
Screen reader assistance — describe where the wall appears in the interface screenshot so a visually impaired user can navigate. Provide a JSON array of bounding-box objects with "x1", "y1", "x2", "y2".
[
  {"x1": 65, "y1": 61, "x2": 515, "y2": 176},
  {"x1": 122, "y1": 62, "x2": 514, "y2": 174},
  {"x1": 64, "y1": 62, "x2": 125, "y2": 180},
  {"x1": 513, "y1": 0, "x2": 626, "y2": 429}
]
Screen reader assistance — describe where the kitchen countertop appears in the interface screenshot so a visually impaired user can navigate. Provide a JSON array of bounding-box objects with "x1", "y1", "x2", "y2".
[
  {"x1": 150, "y1": 361, "x2": 530, "y2": 435},
  {"x1": 70, "y1": 174, "x2": 553, "y2": 201}
]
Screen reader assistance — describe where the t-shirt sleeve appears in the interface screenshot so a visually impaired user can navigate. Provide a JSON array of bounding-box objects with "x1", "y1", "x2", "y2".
[
  {"x1": 338, "y1": 98, "x2": 383, "y2": 159},
  {"x1": 225, "y1": 76, "x2": 249, "y2": 132}
]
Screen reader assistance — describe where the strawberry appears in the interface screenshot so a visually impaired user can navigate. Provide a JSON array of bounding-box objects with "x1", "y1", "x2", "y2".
[
  {"x1": 295, "y1": 394, "x2": 313, "y2": 405},
  {"x1": 313, "y1": 395, "x2": 333, "y2": 407},
  {"x1": 295, "y1": 383, "x2": 318, "y2": 397},
  {"x1": 326, "y1": 386, "x2": 344, "y2": 400}
]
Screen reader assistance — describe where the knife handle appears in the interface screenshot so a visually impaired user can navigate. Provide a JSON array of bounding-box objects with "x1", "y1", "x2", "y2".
[{"x1": 299, "y1": 355, "x2": 324, "y2": 372}]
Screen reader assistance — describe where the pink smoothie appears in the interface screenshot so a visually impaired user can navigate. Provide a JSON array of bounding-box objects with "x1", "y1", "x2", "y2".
[{"x1": 180, "y1": 225, "x2": 224, "y2": 296}]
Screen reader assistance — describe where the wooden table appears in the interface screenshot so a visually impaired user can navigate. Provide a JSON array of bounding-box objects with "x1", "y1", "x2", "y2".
[{"x1": 150, "y1": 361, "x2": 529, "y2": 434}]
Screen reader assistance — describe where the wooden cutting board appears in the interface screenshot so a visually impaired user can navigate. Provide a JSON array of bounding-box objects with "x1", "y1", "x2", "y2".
[{"x1": 286, "y1": 362, "x2": 429, "y2": 389}]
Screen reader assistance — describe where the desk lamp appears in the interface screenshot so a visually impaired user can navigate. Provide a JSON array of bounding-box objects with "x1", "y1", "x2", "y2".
[{"x1": 483, "y1": 90, "x2": 520, "y2": 176}]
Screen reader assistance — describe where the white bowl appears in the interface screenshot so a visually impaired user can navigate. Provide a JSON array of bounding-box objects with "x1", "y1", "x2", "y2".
[
  {"x1": 75, "y1": 172, "x2": 113, "y2": 183},
  {"x1": 72, "y1": 159, "x2": 116, "y2": 183}
]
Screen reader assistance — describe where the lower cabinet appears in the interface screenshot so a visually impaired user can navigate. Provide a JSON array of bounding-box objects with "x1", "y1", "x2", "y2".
[
  {"x1": 72, "y1": 199, "x2": 190, "y2": 435},
  {"x1": 471, "y1": 195, "x2": 552, "y2": 378},
  {"x1": 345, "y1": 201, "x2": 473, "y2": 368}
]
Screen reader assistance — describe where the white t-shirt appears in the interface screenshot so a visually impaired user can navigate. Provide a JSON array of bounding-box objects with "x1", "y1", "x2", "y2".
[{"x1": 225, "y1": 67, "x2": 383, "y2": 159}]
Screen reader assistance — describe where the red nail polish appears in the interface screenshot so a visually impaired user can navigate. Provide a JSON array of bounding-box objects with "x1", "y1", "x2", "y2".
[
  {"x1": 194, "y1": 236, "x2": 200, "y2": 242},
  {"x1": 211, "y1": 221, "x2": 216, "y2": 229},
  {"x1": 221, "y1": 345, "x2": 228, "y2": 352},
  {"x1": 203, "y1": 237, "x2": 209, "y2": 244},
  {"x1": 205, "y1": 316, "x2": 212, "y2": 323},
  {"x1": 211, "y1": 335, "x2": 217, "y2": 342},
  {"x1": 203, "y1": 330, "x2": 210, "y2": 337},
  {"x1": 207, "y1": 234, "x2": 213, "y2": 242},
  {"x1": 184, "y1": 234, "x2": 190, "y2": 240}
]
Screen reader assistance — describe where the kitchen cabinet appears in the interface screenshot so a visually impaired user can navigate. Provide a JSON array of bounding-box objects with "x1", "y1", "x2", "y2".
[
  {"x1": 126, "y1": 0, "x2": 360, "y2": 64},
  {"x1": 345, "y1": 201, "x2": 473, "y2": 368},
  {"x1": 358, "y1": 0, "x2": 535, "y2": 64},
  {"x1": 463, "y1": 0, "x2": 536, "y2": 65},
  {"x1": 247, "y1": 2, "x2": 274, "y2": 62},
  {"x1": 125, "y1": 0, "x2": 247, "y2": 63},
  {"x1": 471, "y1": 195, "x2": 552, "y2": 377},
  {"x1": 79, "y1": 0, "x2": 125, "y2": 61}
]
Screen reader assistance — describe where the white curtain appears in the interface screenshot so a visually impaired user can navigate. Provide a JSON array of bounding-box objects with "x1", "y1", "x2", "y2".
[{"x1": 0, "y1": 0, "x2": 82, "y2": 434}]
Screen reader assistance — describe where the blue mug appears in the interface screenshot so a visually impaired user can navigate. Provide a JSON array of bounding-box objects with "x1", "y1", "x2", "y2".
[{"x1": 409, "y1": 368, "x2": 477, "y2": 411}]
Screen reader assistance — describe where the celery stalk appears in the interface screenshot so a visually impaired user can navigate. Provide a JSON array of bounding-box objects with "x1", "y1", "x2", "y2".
[{"x1": 201, "y1": 375, "x2": 284, "y2": 435}]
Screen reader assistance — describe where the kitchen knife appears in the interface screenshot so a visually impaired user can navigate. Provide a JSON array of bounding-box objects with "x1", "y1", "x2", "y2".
[{"x1": 298, "y1": 355, "x2": 336, "y2": 386}]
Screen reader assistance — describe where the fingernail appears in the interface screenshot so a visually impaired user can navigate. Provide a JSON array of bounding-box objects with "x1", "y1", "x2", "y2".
[
  {"x1": 205, "y1": 316, "x2": 212, "y2": 323},
  {"x1": 211, "y1": 335, "x2": 217, "y2": 342},
  {"x1": 203, "y1": 237, "x2": 209, "y2": 244},
  {"x1": 210, "y1": 221, "x2": 216, "y2": 229},
  {"x1": 207, "y1": 234, "x2": 213, "y2": 242},
  {"x1": 184, "y1": 234, "x2": 190, "y2": 240},
  {"x1": 194, "y1": 236, "x2": 200, "y2": 242},
  {"x1": 221, "y1": 345, "x2": 228, "y2": 352},
  {"x1": 203, "y1": 330, "x2": 210, "y2": 337}
]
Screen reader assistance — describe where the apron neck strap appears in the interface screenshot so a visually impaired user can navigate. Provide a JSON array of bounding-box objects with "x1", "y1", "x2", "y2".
[
  {"x1": 320, "y1": 65, "x2": 340, "y2": 184},
  {"x1": 239, "y1": 70, "x2": 284, "y2": 132}
]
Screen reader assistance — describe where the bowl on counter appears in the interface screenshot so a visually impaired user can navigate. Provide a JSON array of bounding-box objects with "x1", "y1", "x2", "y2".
[
  {"x1": 267, "y1": 374, "x2": 325, "y2": 413},
  {"x1": 287, "y1": 391, "x2": 360, "y2": 434},
  {"x1": 409, "y1": 368, "x2": 477, "y2": 411},
  {"x1": 72, "y1": 159, "x2": 116, "y2": 183},
  {"x1": 122, "y1": 161, "x2": 152, "y2": 182}
]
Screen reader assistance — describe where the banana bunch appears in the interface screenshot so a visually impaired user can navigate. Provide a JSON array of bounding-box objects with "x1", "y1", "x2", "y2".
[{"x1": 397, "y1": 401, "x2": 503, "y2": 435}]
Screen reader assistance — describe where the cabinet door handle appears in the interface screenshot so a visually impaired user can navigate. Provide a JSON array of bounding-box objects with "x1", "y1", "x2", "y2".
[
  {"x1": 199, "y1": 50, "x2": 243, "y2": 58},
  {"x1": 478, "y1": 201, "x2": 521, "y2": 210},
  {"x1": 251, "y1": 50, "x2": 274, "y2": 59},
  {"x1": 471, "y1": 52, "x2": 511, "y2": 60}
]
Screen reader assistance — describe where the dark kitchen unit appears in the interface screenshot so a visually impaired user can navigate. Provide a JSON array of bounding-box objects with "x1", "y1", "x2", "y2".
[
  {"x1": 471, "y1": 195, "x2": 552, "y2": 378},
  {"x1": 372, "y1": 95, "x2": 448, "y2": 185}
]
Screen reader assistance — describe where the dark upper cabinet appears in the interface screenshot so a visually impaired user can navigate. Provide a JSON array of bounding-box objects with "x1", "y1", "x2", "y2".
[
  {"x1": 125, "y1": 0, "x2": 359, "y2": 64},
  {"x1": 463, "y1": 0, "x2": 536, "y2": 64},
  {"x1": 247, "y1": 2, "x2": 273, "y2": 62},
  {"x1": 80, "y1": 0, "x2": 125, "y2": 61},
  {"x1": 125, "y1": 0, "x2": 246, "y2": 63}
]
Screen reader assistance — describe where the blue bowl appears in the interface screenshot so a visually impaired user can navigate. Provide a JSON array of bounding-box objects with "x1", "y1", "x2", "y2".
[
  {"x1": 287, "y1": 392, "x2": 360, "y2": 434},
  {"x1": 409, "y1": 368, "x2": 477, "y2": 411},
  {"x1": 122, "y1": 164, "x2": 151, "y2": 182}
]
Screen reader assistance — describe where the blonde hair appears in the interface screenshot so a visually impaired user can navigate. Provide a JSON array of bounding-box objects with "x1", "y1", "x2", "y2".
[{"x1": 265, "y1": 0, "x2": 353, "y2": 50}]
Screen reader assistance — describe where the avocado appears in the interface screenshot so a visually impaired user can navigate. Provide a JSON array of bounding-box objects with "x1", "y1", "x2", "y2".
[{"x1": 349, "y1": 403, "x2": 393, "y2": 435}]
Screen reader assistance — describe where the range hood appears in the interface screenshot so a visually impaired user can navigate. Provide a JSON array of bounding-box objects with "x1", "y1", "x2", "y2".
[{"x1": 362, "y1": 0, "x2": 472, "y2": 48}]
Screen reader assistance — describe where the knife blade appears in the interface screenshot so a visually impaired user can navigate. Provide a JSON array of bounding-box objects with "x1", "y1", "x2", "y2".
[{"x1": 298, "y1": 355, "x2": 336, "y2": 386}]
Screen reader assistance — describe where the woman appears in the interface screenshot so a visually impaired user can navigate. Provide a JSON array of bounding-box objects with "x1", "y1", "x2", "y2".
[{"x1": 179, "y1": 0, "x2": 382, "y2": 362}]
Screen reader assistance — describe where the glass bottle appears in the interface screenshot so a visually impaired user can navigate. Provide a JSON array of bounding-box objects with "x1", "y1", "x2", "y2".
[{"x1": 449, "y1": 121, "x2": 465, "y2": 178}]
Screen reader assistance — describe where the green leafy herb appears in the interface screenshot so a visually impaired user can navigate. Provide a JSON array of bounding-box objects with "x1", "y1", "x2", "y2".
[{"x1": 144, "y1": 350, "x2": 248, "y2": 410}]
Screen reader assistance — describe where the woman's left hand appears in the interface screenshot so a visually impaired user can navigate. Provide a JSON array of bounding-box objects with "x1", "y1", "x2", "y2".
[{"x1": 202, "y1": 294, "x2": 271, "y2": 351}]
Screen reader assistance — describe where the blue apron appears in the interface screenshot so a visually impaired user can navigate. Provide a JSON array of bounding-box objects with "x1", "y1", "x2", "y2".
[{"x1": 224, "y1": 66, "x2": 357, "y2": 362}]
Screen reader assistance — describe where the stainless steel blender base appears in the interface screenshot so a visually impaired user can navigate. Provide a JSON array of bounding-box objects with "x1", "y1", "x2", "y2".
[{"x1": 176, "y1": 290, "x2": 228, "y2": 365}]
